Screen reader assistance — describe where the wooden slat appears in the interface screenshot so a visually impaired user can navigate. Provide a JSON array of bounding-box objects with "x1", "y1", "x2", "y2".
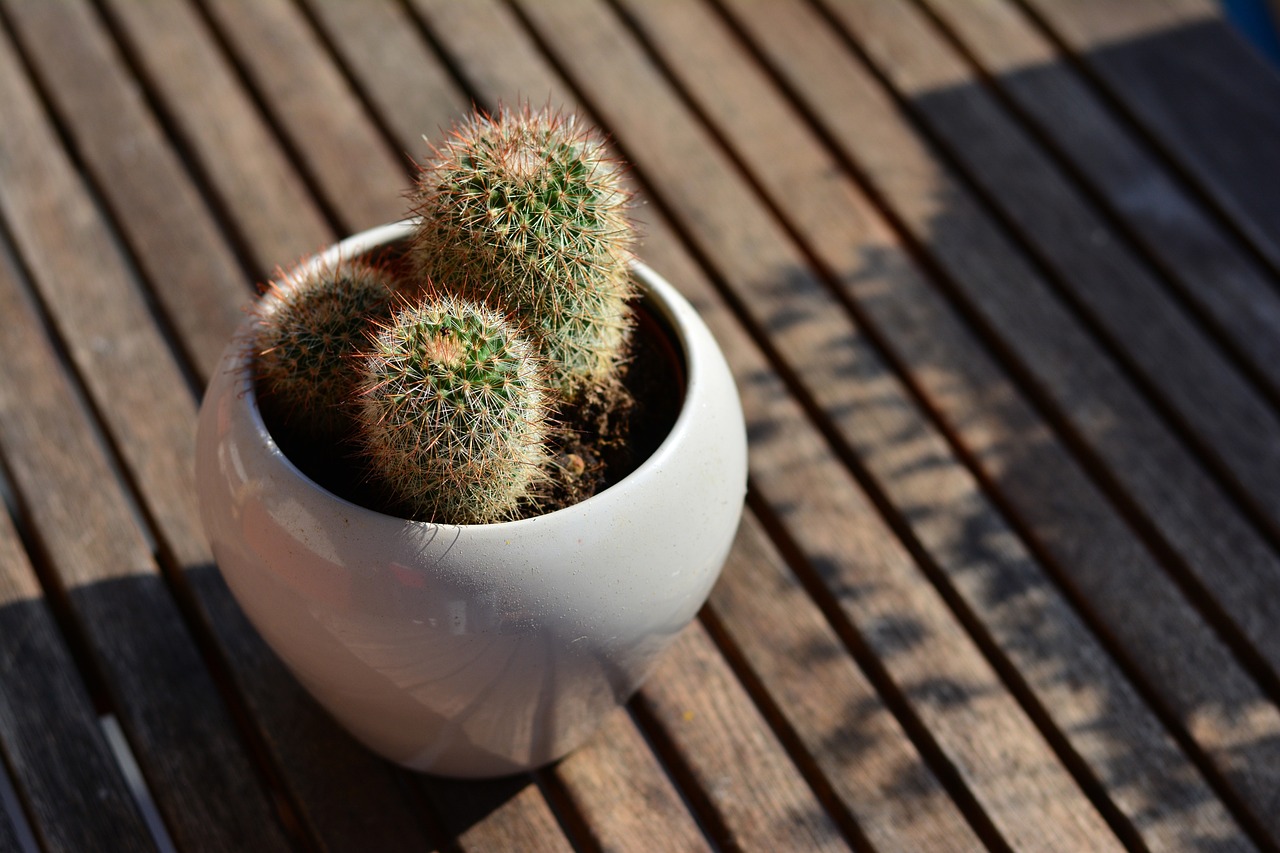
[
  {"x1": 0, "y1": 0, "x2": 246, "y2": 374},
  {"x1": 0, "y1": 21, "x2": 297, "y2": 853},
  {"x1": 299, "y1": 0, "x2": 461, "y2": 165},
  {"x1": 87, "y1": 0, "x2": 331, "y2": 275},
  {"x1": 196, "y1": 0, "x2": 407, "y2": 234},
  {"x1": 709, "y1": 0, "x2": 1280, "y2": 840},
  {"x1": 419, "y1": 776, "x2": 574, "y2": 853},
  {"x1": 0, "y1": 2, "x2": 451, "y2": 849},
  {"x1": 548, "y1": 710, "x2": 711, "y2": 853},
  {"x1": 917, "y1": 0, "x2": 1280, "y2": 408},
  {"x1": 634, "y1": 621, "x2": 850, "y2": 851},
  {"x1": 1013, "y1": 0, "x2": 1280, "y2": 273},
  {"x1": 817, "y1": 0, "x2": 1280, "y2": 566},
  {"x1": 0, "y1": 367, "x2": 154, "y2": 853},
  {"x1": 414, "y1": 0, "x2": 1125, "y2": 848},
  {"x1": 740, "y1": 0, "x2": 1280, "y2": 708},
  {"x1": 707, "y1": 512, "x2": 983, "y2": 852}
]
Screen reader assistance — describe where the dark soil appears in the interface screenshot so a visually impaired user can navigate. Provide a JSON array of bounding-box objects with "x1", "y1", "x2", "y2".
[{"x1": 258, "y1": 296, "x2": 685, "y2": 523}]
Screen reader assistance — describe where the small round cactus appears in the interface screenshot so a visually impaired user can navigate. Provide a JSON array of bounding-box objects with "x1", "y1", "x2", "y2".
[
  {"x1": 358, "y1": 295, "x2": 550, "y2": 524},
  {"x1": 252, "y1": 259, "x2": 395, "y2": 442},
  {"x1": 409, "y1": 105, "x2": 636, "y2": 399}
]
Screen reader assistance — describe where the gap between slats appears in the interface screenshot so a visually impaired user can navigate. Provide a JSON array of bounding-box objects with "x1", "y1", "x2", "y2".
[{"x1": 99, "y1": 715, "x2": 178, "y2": 853}]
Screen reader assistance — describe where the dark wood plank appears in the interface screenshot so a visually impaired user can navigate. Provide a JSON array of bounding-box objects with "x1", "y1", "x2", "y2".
[
  {"x1": 918, "y1": 0, "x2": 1280, "y2": 408},
  {"x1": 414, "y1": 0, "x2": 1125, "y2": 848},
  {"x1": 816, "y1": 0, "x2": 1280, "y2": 562},
  {"x1": 0, "y1": 3, "x2": 449, "y2": 850},
  {"x1": 708, "y1": 512, "x2": 984, "y2": 852},
  {"x1": 0, "y1": 375, "x2": 155, "y2": 853},
  {"x1": 420, "y1": 776, "x2": 574, "y2": 853},
  {"x1": 0, "y1": 44, "x2": 294, "y2": 853},
  {"x1": 1014, "y1": 0, "x2": 1280, "y2": 273},
  {"x1": 549, "y1": 709, "x2": 712, "y2": 853},
  {"x1": 708, "y1": 0, "x2": 1280, "y2": 840},
  {"x1": 634, "y1": 621, "x2": 850, "y2": 851}
]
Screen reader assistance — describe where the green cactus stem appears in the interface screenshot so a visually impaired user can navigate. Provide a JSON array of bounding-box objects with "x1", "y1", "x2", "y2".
[
  {"x1": 357, "y1": 295, "x2": 550, "y2": 524},
  {"x1": 409, "y1": 105, "x2": 636, "y2": 400},
  {"x1": 252, "y1": 259, "x2": 395, "y2": 442}
]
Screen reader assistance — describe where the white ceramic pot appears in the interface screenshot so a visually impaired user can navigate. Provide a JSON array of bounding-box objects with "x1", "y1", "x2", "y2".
[{"x1": 195, "y1": 221, "x2": 747, "y2": 777}]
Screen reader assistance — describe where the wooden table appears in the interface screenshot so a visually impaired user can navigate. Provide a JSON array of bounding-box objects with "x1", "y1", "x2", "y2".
[{"x1": 1, "y1": 0, "x2": 1279, "y2": 849}]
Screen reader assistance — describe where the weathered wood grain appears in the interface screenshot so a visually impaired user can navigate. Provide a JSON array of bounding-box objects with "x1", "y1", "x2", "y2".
[
  {"x1": 0, "y1": 0, "x2": 246, "y2": 375},
  {"x1": 549, "y1": 709, "x2": 711, "y2": 852},
  {"x1": 0, "y1": 305, "x2": 153, "y2": 853},
  {"x1": 917, "y1": 0, "x2": 1280, "y2": 408},
  {"x1": 89, "y1": 0, "x2": 331, "y2": 274},
  {"x1": 817, "y1": 0, "x2": 1280, "y2": 580},
  {"x1": 196, "y1": 0, "x2": 407, "y2": 234},
  {"x1": 0, "y1": 779, "x2": 23, "y2": 853},
  {"x1": 711, "y1": 0, "x2": 1280, "y2": 840},
  {"x1": 634, "y1": 621, "x2": 851, "y2": 851},
  {"x1": 708, "y1": 512, "x2": 985, "y2": 852},
  {"x1": 299, "y1": 0, "x2": 462, "y2": 164},
  {"x1": 1014, "y1": 0, "x2": 1280, "y2": 274},
  {"x1": 419, "y1": 776, "x2": 574, "y2": 853}
]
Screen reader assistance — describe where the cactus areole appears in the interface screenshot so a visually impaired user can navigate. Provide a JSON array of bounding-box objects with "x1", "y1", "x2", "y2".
[{"x1": 194, "y1": 108, "x2": 747, "y2": 777}]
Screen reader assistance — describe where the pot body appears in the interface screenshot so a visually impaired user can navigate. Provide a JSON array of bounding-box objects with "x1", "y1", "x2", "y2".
[{"x1": 195, "y1": 221, "x2": 747, "y2": 777}]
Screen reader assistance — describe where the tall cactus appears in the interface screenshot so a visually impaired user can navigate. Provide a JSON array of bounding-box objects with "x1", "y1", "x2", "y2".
[
  {"x1": 409, "y1": 105, "x2": 636, "y2": 400},
  {"x1": 252, "y1": 259, "x2": 395, "y2": 442},
  {"x1": 357, "y1": 295, "x2": 550, "y2": 524}
]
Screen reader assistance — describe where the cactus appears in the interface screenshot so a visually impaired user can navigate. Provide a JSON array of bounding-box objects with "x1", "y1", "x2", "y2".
[
  {"x1": 252, "y1": 259, "x2": 395, "y2": 442},
  {"x1": 357, "y1": 295, "x2": 550, "y2": 524},
  {"x1": 409, "y1": 105, "x2": 636, "y2": 400}
]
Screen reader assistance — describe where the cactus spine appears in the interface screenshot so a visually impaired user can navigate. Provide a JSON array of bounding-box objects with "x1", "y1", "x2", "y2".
[
  {"x1": 410, "y1": 105, "x2": 636, "y2": 399},
  {"x1": 358, "y1": 296, "x2": 549, "y2": 524},
  {"x1": 252, "y1": 260, "x2": 395, "y2": 442}
]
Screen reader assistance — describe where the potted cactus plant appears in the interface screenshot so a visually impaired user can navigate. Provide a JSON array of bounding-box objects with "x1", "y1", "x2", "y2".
[{"x1": 195, "y1": 106, "x2": 746, "y2": 777}]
